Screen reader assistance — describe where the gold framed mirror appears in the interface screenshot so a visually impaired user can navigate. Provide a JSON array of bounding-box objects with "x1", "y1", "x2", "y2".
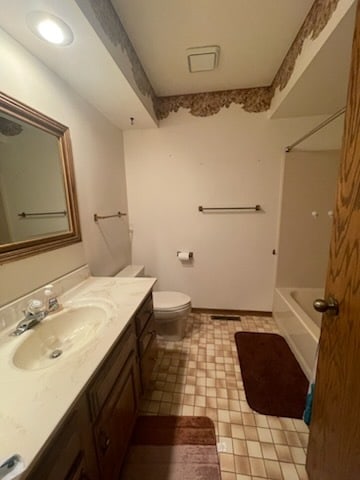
[{"x1": 0, "y1": 92, "x2": 81, "y2": 263}]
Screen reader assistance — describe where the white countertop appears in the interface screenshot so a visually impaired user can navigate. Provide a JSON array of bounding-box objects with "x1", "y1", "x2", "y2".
[{"x1": 0, "y1": 275, "x2": 156, "y2": 478}]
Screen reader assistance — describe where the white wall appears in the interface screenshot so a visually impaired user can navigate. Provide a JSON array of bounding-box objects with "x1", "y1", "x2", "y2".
[
  {"x1": 276, "y1": 150, "x2": 340, "y2": 288},
  {"x1": 124, "y1": 108, "x2": 339, "y2": 311},
  {"x1": 0, "y1": 28, "x2": 130, "y2": 306}
]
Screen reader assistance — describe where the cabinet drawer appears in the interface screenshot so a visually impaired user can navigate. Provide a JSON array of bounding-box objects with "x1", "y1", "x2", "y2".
[
  {"x1": 88, "y1": 321, "x2": 136, "y2": 420},
  {"x1": 138, "y1": 313, "x2": 156, "y2": 356},
  {"x1": 135, "y1": 293, "x2": 153, "y2": 335}
]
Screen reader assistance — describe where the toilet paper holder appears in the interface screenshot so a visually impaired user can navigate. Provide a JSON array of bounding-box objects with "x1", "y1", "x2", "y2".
[{"x1": 177, "y1": 251, "x2": 193, "y2": 259}]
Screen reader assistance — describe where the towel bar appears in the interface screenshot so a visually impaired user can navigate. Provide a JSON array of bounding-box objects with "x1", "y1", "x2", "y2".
[
  {"x1": 94, "y1": 211, "x2": 127, "y2": 222},
  {"x1": 18, "y1": 210, "x2": 67, "y2": 217},
  {"x1": 198, "y1": 205, "x2": 261, "y2": 212}
]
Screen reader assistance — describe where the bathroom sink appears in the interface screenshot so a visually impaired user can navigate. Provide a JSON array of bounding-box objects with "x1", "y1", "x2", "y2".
[{"x1": 12, "y1": 304, "x2": 108, "y2": 371}]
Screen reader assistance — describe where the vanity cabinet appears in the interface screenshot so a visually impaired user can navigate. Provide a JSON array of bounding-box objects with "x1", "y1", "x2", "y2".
[
  {"x1": 134, "y1": 293, "x2": 158, "y2": 392},
  {"x1": 25, "y1": 396, "x2": 99, "y2": 480},
  {"x1": 23, "y1": 291, "x2": 157, "y2": 480}
]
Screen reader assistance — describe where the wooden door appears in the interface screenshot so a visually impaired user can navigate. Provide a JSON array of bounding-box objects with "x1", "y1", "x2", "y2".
[{"x1": 306, "y1": 2, "x2": 360, "y2": 479}]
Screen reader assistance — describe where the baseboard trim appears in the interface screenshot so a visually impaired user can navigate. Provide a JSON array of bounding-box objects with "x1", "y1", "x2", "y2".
[{"x1": 191, "y1": 307, "x2": 272, "y2": 317}]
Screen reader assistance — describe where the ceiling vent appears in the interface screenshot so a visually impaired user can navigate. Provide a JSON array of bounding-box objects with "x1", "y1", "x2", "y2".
[{"x1": 187, "y1": 46, "x2": 220, "y2": 73}]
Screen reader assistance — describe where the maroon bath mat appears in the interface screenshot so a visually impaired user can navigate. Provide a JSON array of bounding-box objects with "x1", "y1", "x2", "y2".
[
  {"x1": 121, "y1": 417, "x2": 221, "y2": 480},
  {"x1": 234, "y1": 332, "x2": 308, "y2": 418},
  {"x1": 131, "y1": 415, "x2": 216, "y2": 445}
]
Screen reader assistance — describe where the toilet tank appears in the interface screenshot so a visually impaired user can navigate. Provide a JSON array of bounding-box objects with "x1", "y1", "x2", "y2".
[{"x1": 115, "y1": 265, "x2": 145, "y2": 277}]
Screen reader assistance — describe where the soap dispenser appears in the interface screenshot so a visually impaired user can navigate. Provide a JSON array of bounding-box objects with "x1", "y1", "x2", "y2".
[{"x1": 44, "y1": 284, "x2": 60, "y2": 313}]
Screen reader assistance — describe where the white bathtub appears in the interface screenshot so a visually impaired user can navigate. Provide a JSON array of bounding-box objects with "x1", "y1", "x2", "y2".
[{"x1": 273, "y1": 287, "x2": 323, "y2": 381}]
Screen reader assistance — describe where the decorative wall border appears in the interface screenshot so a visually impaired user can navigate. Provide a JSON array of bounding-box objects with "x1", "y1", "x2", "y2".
[
  {"x1": 271, "y1": 0, "x2": 340, "y2": 93},
  {"x1": 155, "y1": 87, "x2": 273, "y2": 120},
  {"x1": 88, "y1": 0, "x2": 341, "y2": 119},
  {"x1": 88, "y1": 0, "x2": 157, "y2": 106}
]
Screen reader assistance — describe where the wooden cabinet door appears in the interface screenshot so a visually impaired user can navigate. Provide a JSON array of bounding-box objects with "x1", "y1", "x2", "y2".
[
  {"x1": 94, "y1": 351, "x2": 139, "y2": 480},
  {"x1": 88, "y1": 323, "x2": 137, "y2": 420},
  {"x1": 64, "y1": 452, "x2": 90, "y2": 480},
  {"x1": 141, "y1": 332, "x2": 158, "y2": 392},
  {"x1": 135, "y1": 294, "x2": 153, "y2": 335}
]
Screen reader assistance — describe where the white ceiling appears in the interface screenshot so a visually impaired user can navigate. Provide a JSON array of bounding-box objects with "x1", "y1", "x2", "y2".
[
  {"x1": 0, "y1": 0, "x2": 157, "y2": 130},
  {"x1": 0, "y1": 0, "x2": 355, "y2": 128},
  {"x1": 111, "y1": 0, "x2": 314, "y2": 96}
]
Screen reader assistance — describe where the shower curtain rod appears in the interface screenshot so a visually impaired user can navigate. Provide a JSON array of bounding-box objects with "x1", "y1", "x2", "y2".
[{"x1": 285, "y1": 107, "x2": 346, "y2": 153}]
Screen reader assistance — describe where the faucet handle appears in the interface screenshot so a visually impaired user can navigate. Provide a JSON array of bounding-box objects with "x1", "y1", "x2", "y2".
[{"x1": 27, "y1": 299, "x2": 44, "y2": 314}]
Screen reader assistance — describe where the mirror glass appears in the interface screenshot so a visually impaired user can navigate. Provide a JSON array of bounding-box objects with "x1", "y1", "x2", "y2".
[{"x1": 0, "y1": 92, "x2": 81, "y2": 263}]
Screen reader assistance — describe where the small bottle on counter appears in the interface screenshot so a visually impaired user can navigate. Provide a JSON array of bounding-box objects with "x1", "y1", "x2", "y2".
[{"x1": 44, "y1": 284, "x2": 61, "y2": 313}]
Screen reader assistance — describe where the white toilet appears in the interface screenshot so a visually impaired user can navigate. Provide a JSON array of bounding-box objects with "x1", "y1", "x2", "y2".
[
  {"x1": 115, "y1": 265, "x2": 191, "y2": 341},
  {"x1": 152, "y1": 291, "x2": 191, "y2": 341}
]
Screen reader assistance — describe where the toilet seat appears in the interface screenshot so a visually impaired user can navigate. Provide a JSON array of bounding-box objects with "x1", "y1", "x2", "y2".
[{"x1": 153, "y1": 291, "x2": 191, "y2": 312}]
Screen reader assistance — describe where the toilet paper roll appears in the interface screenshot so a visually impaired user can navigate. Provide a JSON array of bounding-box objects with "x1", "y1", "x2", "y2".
[{"x1": 178, "y1": 252, "x2": 192, "y2": 261}]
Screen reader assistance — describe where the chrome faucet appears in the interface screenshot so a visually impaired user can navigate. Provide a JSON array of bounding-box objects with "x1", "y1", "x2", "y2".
[{"x1": 11, "y1": 299, "x2": 48, "y2": 336}]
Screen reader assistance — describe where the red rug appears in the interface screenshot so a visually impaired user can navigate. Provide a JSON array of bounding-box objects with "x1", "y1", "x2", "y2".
[
  {"x1": 131, "y1": 415, "x2": 216, "y2": 445},
  {"x1": 121, "y1": 416, "x2": 221, "y2": 480},
  {"x1": 235, "y1": 332, "x2": 308, "y2": 418}
]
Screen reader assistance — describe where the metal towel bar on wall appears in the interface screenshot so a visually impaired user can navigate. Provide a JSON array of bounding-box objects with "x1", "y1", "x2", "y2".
[
  {"x1": 94, "y1": 211, "x2": 127, "y2": 222},
  {"x1": 198, "y1": 205, "x2": 261, "y2": 212},
  {"x1": 18, "y1": 210, "x2": 67, "y2": 217}
]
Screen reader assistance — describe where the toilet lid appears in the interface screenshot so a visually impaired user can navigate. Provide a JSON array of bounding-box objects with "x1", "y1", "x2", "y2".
[{"x1": 153, "y1": 291, "x2": 191, "y2": 312}]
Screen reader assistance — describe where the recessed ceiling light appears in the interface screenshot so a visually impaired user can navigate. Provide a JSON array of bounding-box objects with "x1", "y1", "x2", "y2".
[{"x1": 26, "y1": 11, "x2": 74, "y2": 46}]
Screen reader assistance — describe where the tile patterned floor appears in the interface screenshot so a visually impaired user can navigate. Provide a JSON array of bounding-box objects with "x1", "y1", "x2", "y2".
[{"x1": 140, "y1": 313, "x2": 309, "y2": 480}]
